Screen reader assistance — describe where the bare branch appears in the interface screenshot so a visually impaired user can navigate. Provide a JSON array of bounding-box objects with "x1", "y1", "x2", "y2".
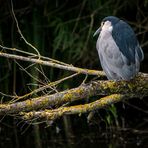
[
  {"x1": 11, "y1": 72, "x2": 79, "y2": 102},
  {"x1": 10, "y1": 0, "x2": 41, "y2": 58},
  {"x1": 0, "y1": 45, "x2": 72, "y2": 66},
  {"x1": 0, "y1": 52, "x2": 104, "y2": 76}
]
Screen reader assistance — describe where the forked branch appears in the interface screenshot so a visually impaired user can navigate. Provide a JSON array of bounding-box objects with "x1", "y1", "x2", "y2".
[
  {"x1": 0, "y1": 73, "x2": 147, "y2": 116},
  {"x1": 21, "y1": 94, "x2": 131, "y2": 122}
]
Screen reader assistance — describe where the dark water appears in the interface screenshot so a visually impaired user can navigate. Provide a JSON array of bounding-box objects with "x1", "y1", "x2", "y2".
[
  {"x1": 45, "y1": 130, "x2": 148, "y2": 148},
  {"x1": 1, "y1": 99, "x2": 148, "y2": 148},
  {"x1": 1, "y1": 123, "x2": 148, "y2": 148}
]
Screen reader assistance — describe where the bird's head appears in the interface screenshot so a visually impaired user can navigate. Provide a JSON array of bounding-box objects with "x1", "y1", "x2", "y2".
[{"x1": 93, "y1": 16, "x2": 120, "y2": 37}]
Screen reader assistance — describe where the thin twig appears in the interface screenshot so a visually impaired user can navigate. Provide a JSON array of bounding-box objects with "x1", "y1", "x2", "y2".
[
  {"x1": 10, "y1": 0, "x2": 41, "y2": 58},
  {"x1": 11, "y1": 72, "x2": 79, "y2": 102},
  {"x1": 0, "y1": 45, "x2": 71, "y2": 66}
]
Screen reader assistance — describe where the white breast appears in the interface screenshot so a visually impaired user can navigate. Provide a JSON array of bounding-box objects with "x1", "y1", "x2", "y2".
[{"x1": 102, "y1": 21, "x2": 113, "y2": 32}]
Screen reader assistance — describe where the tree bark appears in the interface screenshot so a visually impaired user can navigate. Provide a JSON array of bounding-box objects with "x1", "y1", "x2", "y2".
[{"x1": 0, "y1": 73, "x2": 147, "y2": 116}]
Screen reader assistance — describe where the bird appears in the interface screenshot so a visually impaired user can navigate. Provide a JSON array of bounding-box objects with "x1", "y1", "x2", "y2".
[{"x1": 93, "y1": 16, "x2": 144, "y2": 81}]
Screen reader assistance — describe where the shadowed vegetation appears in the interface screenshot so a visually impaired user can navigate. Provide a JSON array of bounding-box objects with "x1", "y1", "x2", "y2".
[{"x1": 0, "y1": 0, "x2": 148, "y2": 147}]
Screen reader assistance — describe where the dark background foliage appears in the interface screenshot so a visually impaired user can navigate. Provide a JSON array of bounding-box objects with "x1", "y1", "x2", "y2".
[{"x1": 0, "y1": 0, "x2": 148, "y2": 147}]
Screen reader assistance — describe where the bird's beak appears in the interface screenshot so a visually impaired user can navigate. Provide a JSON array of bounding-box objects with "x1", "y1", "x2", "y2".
[{"x1": 93, "y1": 27, "x2": 101, "y2": 37}]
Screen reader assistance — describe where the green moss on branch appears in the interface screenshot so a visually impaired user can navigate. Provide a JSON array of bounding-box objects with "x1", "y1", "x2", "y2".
[{"x1": 0, "y1": 73, "x2": 147, "y2": 115}]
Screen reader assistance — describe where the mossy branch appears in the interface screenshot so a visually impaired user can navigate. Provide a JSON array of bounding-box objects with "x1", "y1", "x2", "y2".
[
  {"x1": 0, "y1": 73, "x2": 147, "y2": 116},
  {"x1": 21, "y1": 94, "x2": 132, "y2": 122}
]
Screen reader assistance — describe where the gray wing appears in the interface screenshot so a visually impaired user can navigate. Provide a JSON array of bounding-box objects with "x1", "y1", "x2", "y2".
[{"x1": 112, "y1": 20, "x2": 144, "y2": 63}]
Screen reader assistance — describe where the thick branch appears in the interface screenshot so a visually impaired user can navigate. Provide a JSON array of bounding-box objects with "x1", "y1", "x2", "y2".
[
  {"x1": 21, "y1": 94, "x2": 130, "y2": 122},
  {"x1": 0, "y1": 73, "x2": 147, "y2": 115}
]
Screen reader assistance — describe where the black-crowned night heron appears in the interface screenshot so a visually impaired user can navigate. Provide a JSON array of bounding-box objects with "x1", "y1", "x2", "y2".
[{"x1": 94, "y1": 16, "x2": 144, "y2": 80}]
